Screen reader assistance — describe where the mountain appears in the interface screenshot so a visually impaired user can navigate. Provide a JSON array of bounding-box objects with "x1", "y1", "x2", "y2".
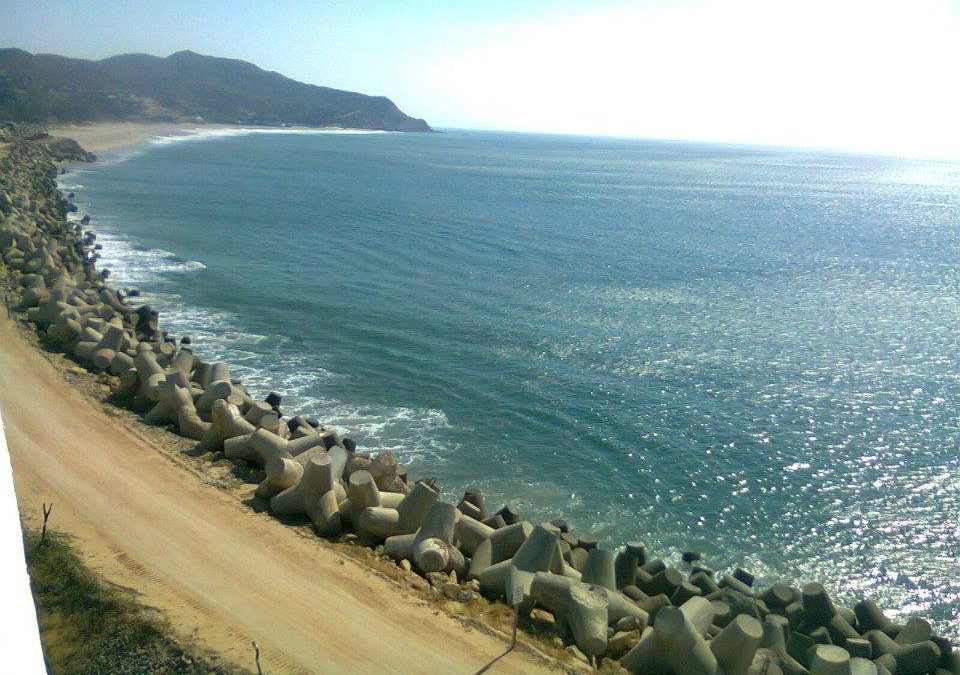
[{"x1": 0, "y1": 48, "x2": 432, "y2": 132}]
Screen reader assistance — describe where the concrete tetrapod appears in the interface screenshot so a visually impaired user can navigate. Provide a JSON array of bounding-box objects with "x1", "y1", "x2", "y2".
[
  {"x1": 242, "y1": 400, "x2": 273, "y2": 426},
  {"x1": 143, "y1": 373, "x2": 193, "y2": 426},
  {"x1": 678, "y1": 596, "x2": 718, "y2": 637},
  {"x1": 711, "y1": 614, "x2": 764, "y2": 675},
  {"x1": 594, "y1": 585, "x2": 649, "y2": 629},
  {"x1": 344, "y1": 470, "x2": 381, "y2": 526},
  {"x1": 467, "y1": 520, "x2": 534, "y2": 579},
  {"x1": 453, "y1": 512, "x2": 495, "y2": 557},
  {"x1": 195, "y1": 361, "x2": 230, "y2": 391},
  {"x1": 383, "y1": 501, "x2": 465, "y2": 575},
  {"x1": 91, "y1": 324, "x2": 125, "y2": 370},
  {"x1": 621, "y1": 604, "x2": 718, "y2": 675},
  {"x1": 615, "y1": 541, "x2": 647, "y2": 590},
  {"x1": 71, "y1": 327, "x2": 102, "y2": 363},
  {"x1": 269, "y1": 454, "x2": 342, "y2": 536},
  {"x1": 198, "y1": 399, "x2": 256, "y2": 452},
  {"x1": 140, "y1": 371, "x2": 211, "y2": 440},
  {"x1": 852, "y1": 600, "x2": 900, "y2": 638},
  {"x1": 356, "y1": 481, "x2": 438, "y2": 540},
  {"x1": 176, "y1": 399, "x2": 211, "y2": 441},
  {"x1": 760, "y1": 614, "x2": 810, "y2": 675},
  {"x1": 47, "y1": 309, "x2": 84, "y2": 349},
  {"x1": 809, "y1": 645, "x2": 851, "y2": 675},
  {"x1": 478, "y1": 524, "x2": 577, "y2": 609},
  {"x1": 195, "y1": 378, "x2": 237, "y2": 419},
  {"x1": 619, "y1": 583, "x2": 672, "y2": 619},
  {"x1": 132, "y1": 349, "x2": 166, "y2": 410},
  {"x1": 224, "y1": 427, "x2": 323, "y2": 468},
  {"x1": 254, "y1": 446, "x2": 331, "y2": 499},
  {"x1": 801, "y1": 582, "x2": 860, "y2": 647},
  {"x1": 108, "y1": 349, "x2": 134, "y2": 376},
  {"x1": 893, "y1": 616, "x2": 933, "y2": 645},
  {"x1": 256, "y1": 456, "x2": 306, "y2": 500},
  {"x1": 581, "y1": 548, "x2": 617, "y2": 591},
  {"x1": 337, "y1": 470, "x2": 403, "y2": 526},
  {"x1": 760, "y1": 584, "x2": 799, "y2": 616},
  {"x1": 529, "y1": 572, "x2": 609, "y2": 658},
  {"x1": 849, "y1": 657, "x2": 879, "y2": 675},
  {"x1": 864, "y1": 629, "x2": 941, "y2": 675}
]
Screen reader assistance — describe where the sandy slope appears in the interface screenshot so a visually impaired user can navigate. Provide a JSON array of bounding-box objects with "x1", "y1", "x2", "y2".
[{"x1": 0, "y1": 312, "x2": 555, "y2": 674}]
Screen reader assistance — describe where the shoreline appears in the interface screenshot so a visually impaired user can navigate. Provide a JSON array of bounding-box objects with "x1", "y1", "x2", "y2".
[
  {"x1": 47, "y1": 122, "x2": 206, "y2": 154},
  {"x1": 0, "y1": 310, "x2": 559, "y2": 673},
  {"x1": 46, "y1": 120, "x2": 398, "y2": 157},
  {"x1": 0, "y1": 129, "x2": 566, "y2": 671},
  {"x1": 2, "y1": 122, "x2": 958, "y2": 673}
]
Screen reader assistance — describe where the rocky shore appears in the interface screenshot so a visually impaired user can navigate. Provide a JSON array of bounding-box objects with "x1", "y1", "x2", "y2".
[{"x1": 1, "y1": 124, "x2": 958, "y2": 675}]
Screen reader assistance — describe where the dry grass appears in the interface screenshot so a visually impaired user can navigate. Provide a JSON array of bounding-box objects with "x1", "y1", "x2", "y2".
[{"x1": 26, "y1": 528, "x2": 249, "y2": 675}]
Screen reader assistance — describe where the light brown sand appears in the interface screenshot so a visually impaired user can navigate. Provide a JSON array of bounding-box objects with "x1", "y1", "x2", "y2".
[{"x1": 46, "y1": 122, "x2": 219, "y2": 154}]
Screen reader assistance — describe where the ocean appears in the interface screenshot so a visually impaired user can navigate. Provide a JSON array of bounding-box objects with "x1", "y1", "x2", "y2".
[{"x1": 61, "y1": 128, "x2": 960, "y2": 636}]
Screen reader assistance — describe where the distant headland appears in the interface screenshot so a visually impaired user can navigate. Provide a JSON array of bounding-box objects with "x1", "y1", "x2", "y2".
[{"x1": 0, "y1": 48, "x2": 433, "y2": 132}]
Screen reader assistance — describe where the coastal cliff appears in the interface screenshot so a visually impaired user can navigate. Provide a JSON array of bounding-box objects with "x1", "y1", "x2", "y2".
[{"x1": 0, "y1": 48, "x2": 432, "y2": 132}]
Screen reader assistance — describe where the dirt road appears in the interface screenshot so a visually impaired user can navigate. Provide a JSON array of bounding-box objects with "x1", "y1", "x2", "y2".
[{"x1": 0, "y1": 312, "x2": 555, "y2": 674}]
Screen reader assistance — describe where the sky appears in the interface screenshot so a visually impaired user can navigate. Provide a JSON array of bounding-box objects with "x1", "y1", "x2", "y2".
[{"x1": 3, "y1": 0, "x2": 960, "y2": 156}]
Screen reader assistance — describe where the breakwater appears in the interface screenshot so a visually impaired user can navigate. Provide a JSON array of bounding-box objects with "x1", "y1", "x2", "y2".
[{"x1": 1, "y1": 127, "x2": 958, "y2": 674}]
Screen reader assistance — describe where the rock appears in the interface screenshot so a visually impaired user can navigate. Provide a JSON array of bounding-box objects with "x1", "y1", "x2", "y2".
[
  {"x1": 383, "y1": 476, "x2": 411, "y2": 495},
  {"x1": 426, "y1": 572, "x2": 448, "y2": 588},
  {"x1": 607, "y1": 629, "x2": 641, "y2": 660},
  {"x1": 442, "y1": 581, "x2": 461, "y2": 600},
  {"x1": 564, "y1": 645, "x2": 590, "y2": 665},
  {"x1": 409, "y1": 575, "x2": 430, "y2": 592},
  {"x1": 346, "y1": 455, "x2": 373, "y2": 476},
  {"x1": 400, "y1": 559, "x2": 412, "y2": 572},
  {"x1": 600, "y1": 657, "x2": 629, "y2": 674},
  {"x1": 614, "y1": 615, "x2": 645, "y2": 633},
  {"x1": 370, "y1": 451, "x2": 399, "y2": 489},
  {"x1": 457, "y1": 590, "x2": 479, "y2": 603},
  {"x1": 531, "y1": 608, "x2": 556, "y2": 625},
  {"x1": 43, "y1": 137, "x2": 96, "y2": 162}
]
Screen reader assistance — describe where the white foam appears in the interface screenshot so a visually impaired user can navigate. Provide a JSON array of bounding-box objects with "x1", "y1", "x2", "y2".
[
  {"x1": 92, "y1": 233, "x2": 451, "y2": 467},
  {"x1": 92, "y1": 231, "x2": 207, "y2": 284},
  {"x1": 56, "y1": 141, "x2": 457, "y2": 510},
  {"x1": 148, "y1": 126, "x2": 391, "y2": 146}
]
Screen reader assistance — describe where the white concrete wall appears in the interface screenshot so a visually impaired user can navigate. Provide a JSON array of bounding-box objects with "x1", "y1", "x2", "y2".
[{"x1": 0, "y1": 405, "x2": 48, "y2": 674}]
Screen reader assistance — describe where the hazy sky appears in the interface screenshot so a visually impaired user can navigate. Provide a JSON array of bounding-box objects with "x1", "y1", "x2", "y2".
[{"x1": 3, "y1": 0, "x2": 959, "y2": 156}]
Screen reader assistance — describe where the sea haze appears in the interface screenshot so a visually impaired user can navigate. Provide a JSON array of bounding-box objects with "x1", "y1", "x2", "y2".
[{"x1": 62, "y1": 128, "x2": 960, "y2": 637}]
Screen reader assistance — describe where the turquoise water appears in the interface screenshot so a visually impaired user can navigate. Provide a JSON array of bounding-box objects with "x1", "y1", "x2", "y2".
[{"x1": 63, "y1": 129, "x2": 960, "y2": 636}]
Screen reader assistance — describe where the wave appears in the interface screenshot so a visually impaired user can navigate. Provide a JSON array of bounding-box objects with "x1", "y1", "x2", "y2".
[
  {"x1": 148, "y1": 126, "x2": 392, "y2": 146},
  {"x1": 63, "y1": 179, "x2": 451, "y2": 470},
  {"x1": 80, "y1": 230, "x2": 207, "y2": 284}
]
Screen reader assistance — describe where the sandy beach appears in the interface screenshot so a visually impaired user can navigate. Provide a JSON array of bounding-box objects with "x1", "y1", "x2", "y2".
[{"x1": 47, "y1": 121, "x2": 217, "y2": 154}]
